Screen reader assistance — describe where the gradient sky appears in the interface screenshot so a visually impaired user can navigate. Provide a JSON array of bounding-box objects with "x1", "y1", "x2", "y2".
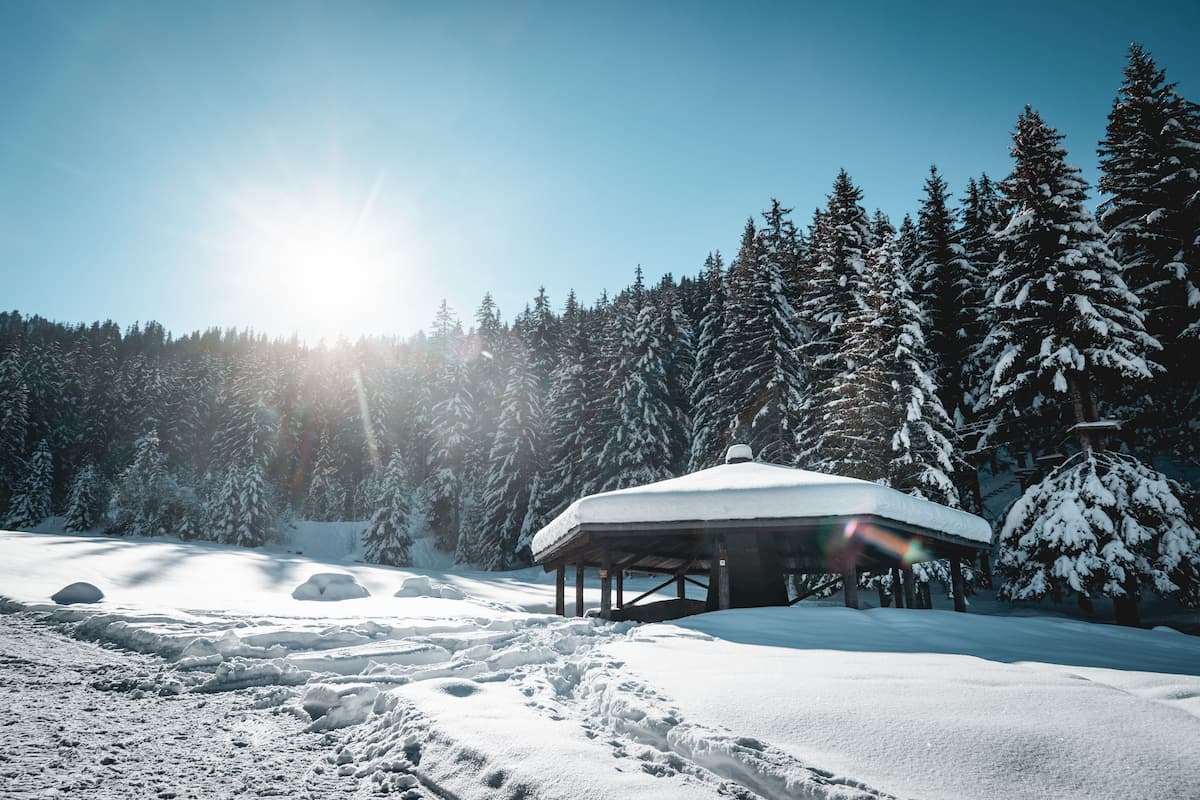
[{"x1": 1, "y1": 1, "x2": 1198, "y2": 342}]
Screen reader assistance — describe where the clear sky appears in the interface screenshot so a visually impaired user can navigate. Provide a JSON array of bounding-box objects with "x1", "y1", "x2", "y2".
[{"x1": 1, "y1": 0, "x2": 1198, "y2": 342}]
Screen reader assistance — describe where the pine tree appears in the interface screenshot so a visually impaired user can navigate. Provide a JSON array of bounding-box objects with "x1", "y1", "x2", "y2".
[
  {"x1": 979, "y1": 108, "x2": 1158, "y2": 434},
  {"x1": 363, "y1": 452, "x2": 412, "y2": 566},
  {"x1": 984, "y1": 108, "x2": 1197, "y2": 623},
  {"x1": 687, "y1": 252, "x2": 731, "y2": 470},
  {"x1": 305, "y1": 433, "x2": 345, "y2": 521},
  {"x1": 107, "y1": 430, "x2": 184, "y2": 537},
  {"x1": 912, "y1": 166, "x2": 973, "y2": 424},
  {"x1": 4, "y1": 440, "x2": 53, "y2": 528},
  {"x1": 469, "y1": 349, "x2": 542, "y2": 569},
  {"x1": 232, "y1": 462, "x2": 273, "y2": 547},
  {"x1": 958, "y1": 174, "x2": 1005, "y2": 416},
  {"x1": 723, "y1": 204, "x2": 809, "y2": 464},
  {"x1": 600, "y1": 296, "x2": 677, "y2": 489},
  {"x1": 997, "y1": 451, "x2": 1200, "y2": 613},
  {"x1": 800, "y1": 171, "x2": 874, "y2": 470},
  {"x1": 1098, "y1": 44, "x2": 1200, "y2": 458},
  {"x1": 541, "y1": 298, "x2": 594, "y2": 519},
  {"x1": 425, "y1": 358, "x2": 474, "y2": 551},
  {"x1": 657, "y1": 275, "x2": 695, "y2": 473},
  {"x1": 63, "y1": 462, "x2": 102, "y2": 532},
  {"x1": 0, "y1": 348, "x2": 29, "y2": 505},
  {"x1": 874, "y1": 240, "x2": 961, "y2": 506}
]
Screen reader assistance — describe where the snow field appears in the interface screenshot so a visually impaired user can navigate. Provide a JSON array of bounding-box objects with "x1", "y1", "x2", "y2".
[{"x1": 3, "y1": 530, "x2": 1200, "y2": 799}]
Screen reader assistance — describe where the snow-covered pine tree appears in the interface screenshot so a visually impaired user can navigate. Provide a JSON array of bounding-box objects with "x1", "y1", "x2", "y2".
[
  {"x1": 363, "y1": 452, "x2": 412, "y2": 567},
  {"x1": 600, "y1": 292, "x2": 678, "y2": 490},
  {"x1": 522, "y1": 287, "x2": 560, "y2": 391},
  {"x1": 997, "y1": 451, "x2": 1200, "y2": 614},
  {"x1": 470, "y1": 348, "x2": 543, "y2": 569},
  {"x1": 232, "y1": 461, "x2": 272, "y2": 547},
  {"x1": 4, "y1": 440, "x2": 53, "y2": 529},
  {"x1": 799, "y1": 172, "x2": 873, "y2": 471},
  {"x1": 0, "y1": 348, "x2": 29, "y2": 505},
  {"x1": 687, "y1": 252, "x2": 731, "y2": 471},
  {"x1": 896, "y1": 213, "x2": 920, "y2": 286},
  {"x1": 425, "y1": 357, "x2": 474, "y2": 551},
  {"x1": 107, "y1": 429, "x2": 183, "y2": 537},
  {"x1": 305, "y1": 432, "x2": 345, "y2": 521},
  {"x1": 912, "y1": 166, "x2": 973, "y2": 425},
  {"x1": 1098, "y1": 44, "x2": 1200, "y2": 459},
  {"x1": 724, "y1": 203, "x2": 808, "y2": 464},
  {"x1": 985, "y1": 107, "x2": 1199, "y2": 622},
  {"x1": 540, "y1": 296, "x2": 594, "y2": 520},
  {"x1": 874, "y1": 238, "x2": 962, "y2": 507},
  {"x1": 63, "y1": 462, "x2": 102, "y2": 532},
  {"x1": 657, "y1": 275, "x2": 695, "y2": 473}
]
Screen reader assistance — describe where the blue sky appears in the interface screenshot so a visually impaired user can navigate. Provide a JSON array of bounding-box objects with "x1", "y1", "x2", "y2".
[{"x1": 1, "y1": 1, "x2": 1197, "y2": 342}]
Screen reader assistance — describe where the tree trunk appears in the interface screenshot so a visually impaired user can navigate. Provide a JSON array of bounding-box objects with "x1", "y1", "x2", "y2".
[{"x1": 1113, "y1": 577, "x2": 1141, "y2": 627}]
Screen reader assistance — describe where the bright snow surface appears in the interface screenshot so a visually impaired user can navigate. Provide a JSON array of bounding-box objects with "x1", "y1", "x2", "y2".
[
  {"x1": 2, "y1": 528, "x2": 1198, "y2": 799},
  {"x1": 532, "y1": 461, "x2": 993, "y2": 559}
]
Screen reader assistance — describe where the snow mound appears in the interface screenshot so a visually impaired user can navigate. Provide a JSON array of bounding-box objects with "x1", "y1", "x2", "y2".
[
  {"x1": 50, "y1": 581, "x2": 103, "y2": 604},
  {"x1": 302, "y1": 683, "x2": 381, "y2": 731},
  {"x1": 292, "y1": 573, "x2": 370, "y2": 601},
  {"x1": 394, "y1": 575, "x2": 465, "y2": 600}
]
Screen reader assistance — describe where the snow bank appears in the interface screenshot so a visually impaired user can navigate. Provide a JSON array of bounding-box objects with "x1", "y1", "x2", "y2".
[
  {"x1": 606, "y1": 607, "x2": 1200, "y2": 800},
  {"x1": 394, "y1": 575, "x2": 464, "y2": 599},
  {"x1": 532, "y1": 461, "x2": 993, "y2": 559},
  {"x1": 291, "y1": 573, "x2": 371, "y2": 601},
  {"x1": 51, "y1": 581, "x2": 104, "y2": 604}
]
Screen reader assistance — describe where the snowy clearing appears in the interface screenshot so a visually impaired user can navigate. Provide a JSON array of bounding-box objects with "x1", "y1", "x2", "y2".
[{"x1": 2, "y1": 529, "x2": 1199, "y2": 799}]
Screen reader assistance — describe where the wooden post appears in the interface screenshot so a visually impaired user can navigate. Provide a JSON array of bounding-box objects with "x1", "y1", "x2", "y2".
[
  {"x1": 902, "y1": 569, "x2": 916, "y2": 610},
  {"x1": 555, "y1": 565, "x2": 565, "y2": 616},
  {"x1": 891, "y1": 566, "x2": 905, "y2": 608},
  {"x1": 616, "y1": 570, "x2": 624, "y2": 609},
  {"x1": 575, "y1": 563, "x2": 585, "y2": 617},
  {"x1": 950, "y1": 556, "x2": 966, "y2": 613},
  {"x1": 676, "y1": 574, "x2": 686, "y2": 599},
  {"x1": 842, "y1": 568, "x2": 858, "y2": 609},
  {"x1": 716, "y1": 538, "x2": 731, "y2": 610},
  {"x1": 918, "y1": 581, "x2": 932, "y2": 609},
  {"x1": 599, "y1": 568, "x2": 611, "y2": 620}
]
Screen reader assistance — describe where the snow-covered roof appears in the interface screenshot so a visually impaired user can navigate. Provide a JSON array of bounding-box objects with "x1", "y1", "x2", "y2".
[{"x1": 531, "y1": 461, "x2": 993, "y2": 561}]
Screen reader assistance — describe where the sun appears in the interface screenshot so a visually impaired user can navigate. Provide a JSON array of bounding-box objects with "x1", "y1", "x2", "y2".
[{"x1": 223, "y1": 174, "x2": 404, "y2": 341}]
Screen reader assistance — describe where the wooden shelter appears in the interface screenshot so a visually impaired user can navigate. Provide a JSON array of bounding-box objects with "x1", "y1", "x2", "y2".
[{"x1": 531, "y1": 445, "x2": 993, "y2": 621}]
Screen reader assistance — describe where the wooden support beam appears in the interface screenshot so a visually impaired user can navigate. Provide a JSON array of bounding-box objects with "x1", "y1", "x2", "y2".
[
  {"x1": 891, "y1": 566, "x2": 904, "y2": 608},
  {"x1": 902, "y1": 569, "x2": 916, "y2": 610},
  {"x1": 950, "y1": 555, "x2": 966, "y2": 613},
  {"x1": 600, "y1": 567, "x2": 612, "y2": 620},
  {"x1": 716, "y1": 538, "x2": 730, "y2": 610},
  {"x1": 676, "y1": 574, "x2": 686, "y2": 599},
  {"x1": 683, "y1": 576, "x2": 708, "y2": 591},
  {"x1": 625, "y1": 572, "x2": 683, "y2": 608},
  {"x1": 616, "y1": 569, "x2": 624, "y2": 609},
  {"x1": 555, "y1": 565, "x2": 565, "y2": 617},
  {"x1": 788, "y1": 575, "x2": 843, "y2": 605},
  {"x1": 575, "y1": 563, "x2": 585, "y2": 618},
  {"x1": 623, "y1": 537, "x2": 704, "y2": 609},
  {"x1": 842, "y1": 568, "x2": 859, "y2": 609}
]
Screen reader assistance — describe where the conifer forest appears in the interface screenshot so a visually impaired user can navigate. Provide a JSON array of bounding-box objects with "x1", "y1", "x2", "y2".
[{"x1": 3, "y1": 45, "x2": 1199, "y2": 623}]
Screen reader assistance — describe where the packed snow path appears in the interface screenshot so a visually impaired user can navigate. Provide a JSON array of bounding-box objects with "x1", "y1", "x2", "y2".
[{"x1": 0, "y1": 613, "x2": 367, "y2": 800}]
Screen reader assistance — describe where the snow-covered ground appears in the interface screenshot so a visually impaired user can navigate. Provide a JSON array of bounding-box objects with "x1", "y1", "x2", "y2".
[{"x1": 2, "y1": 529, "x2": 1199, "y2": 799}]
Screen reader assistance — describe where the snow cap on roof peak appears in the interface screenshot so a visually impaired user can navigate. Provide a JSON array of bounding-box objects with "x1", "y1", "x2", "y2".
[{"x1": 725, "y1": 444, "x2": 754, "y2": 464}]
